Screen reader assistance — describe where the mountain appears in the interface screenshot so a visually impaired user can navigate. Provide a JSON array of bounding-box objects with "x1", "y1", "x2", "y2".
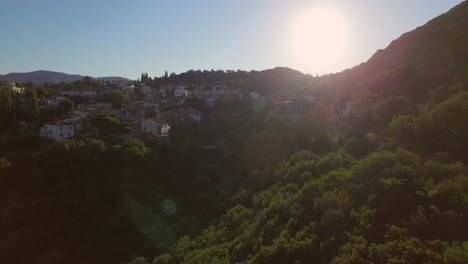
[
  {"x1": 0, "y1": 70, "x2": 131, "y2": 83},
  {"x1": 141, "y1": 2, "x2": 468, "y2": 263},
  {"x1": 316, "y1": 1, "x2": 468, "y2": 103}
]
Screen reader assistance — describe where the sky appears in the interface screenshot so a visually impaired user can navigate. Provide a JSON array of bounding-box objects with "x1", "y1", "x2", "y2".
[{"x1": 0, "y1": 0, "x2": 463, "y2": 79}]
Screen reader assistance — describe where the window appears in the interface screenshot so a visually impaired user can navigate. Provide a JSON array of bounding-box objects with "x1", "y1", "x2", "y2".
[
  {"x1": 60, "y1": 127, "x2": 62, "y2": 131},
  {"x1": 68, "y1": 133, "x2": 71, "y2": 136},
  {"x1": 60, "y1": 133, "x2": 63, "y2": 137}
]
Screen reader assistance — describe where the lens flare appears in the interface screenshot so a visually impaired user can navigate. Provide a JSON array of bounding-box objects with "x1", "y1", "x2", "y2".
[{"x1": 161, "y1": 199, "x2": 177, "y2": 215}]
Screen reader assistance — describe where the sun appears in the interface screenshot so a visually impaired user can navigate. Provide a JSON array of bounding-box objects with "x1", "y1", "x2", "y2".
[{"x1": 290, "y1": 6, "x2": 350, "y2": 74}]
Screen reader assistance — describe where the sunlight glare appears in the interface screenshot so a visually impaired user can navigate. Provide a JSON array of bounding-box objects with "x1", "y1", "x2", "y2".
[{"x1": 290, "y1": 6, "x2": 350, "y2": 74}]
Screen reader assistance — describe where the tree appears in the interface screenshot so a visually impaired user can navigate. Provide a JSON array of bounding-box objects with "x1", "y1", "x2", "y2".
[
  {"x1": 23, "y1": 88, "x2": 39, "y2": 120},
  {"x1": 389, "y1": 115, "x2": 415, "y2": 145},
  {"x1": 0, "y1": 83, "x2": 14, "y2": 129},
  {"x1": 374, "y1": 96, "x2": 410, "y2": 126},
  {"x1": 185, "y1": 95, "x2": 204, "y2": 109},
  {"x1": 94, "y1": 115, "x2": 120, "y2": 135},
  {"x1": 134, "y1": 87, "x2": 144, "y2": 99},
  {"x1": 59, "y1": 98, "x2": 73, "y2": 116},
  {"x1": 112, "y1": 91, "x2": 129, "y2": 109},
  {"x1": 431, "y1": 92, "x2": 468, "y2": 148}
]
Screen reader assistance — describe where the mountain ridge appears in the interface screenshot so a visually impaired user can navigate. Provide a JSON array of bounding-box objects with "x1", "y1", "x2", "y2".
[{"x1": 0, "y1": 70, "x2": 131, "y2": 83}]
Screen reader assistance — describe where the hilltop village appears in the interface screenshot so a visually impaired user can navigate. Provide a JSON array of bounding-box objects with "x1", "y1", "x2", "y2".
[{"x1": 2, "y1": 73, "x2": 318, "y2": 145}]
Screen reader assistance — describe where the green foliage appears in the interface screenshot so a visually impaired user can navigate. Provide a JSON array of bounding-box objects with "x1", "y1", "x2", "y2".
[
  {"x1": 94, "y1": 115, "x2": 121, "y2": 135},
  {"x1": 185, "y1": 95, "x2": 204, "y2": 109},
  {"x1": 374, "y1": 96, "x2": 410, "y2": 126},
  {"x1": 120, "y1": 140, "x2": 149, "y2": 159},
  {"x1": 4, "y1": 6, "x2": 468, "y2": 262},
  {"x1": 443, "y1": 244, "x2": 468, "y2": 264},
  {"x1": 430, "y1": 92, "x2": 468, "y2": 152},
  {"x1": 343, "y1": 136, "x2": 373, "y2": 157},
  {"x1": 112, "y1": 90, "x2": 129, "y2": 109},
  {"x1": 144, "y1": 144, "x2": 467, "y2": 263}
]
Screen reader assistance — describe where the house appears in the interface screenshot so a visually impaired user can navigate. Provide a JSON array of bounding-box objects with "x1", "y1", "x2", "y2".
[
  {"x1": 174, "y1": 86, "x2": 186, "y2": 97},
  {"x1": 158, "y1": 110, "x2": 188, "y2": 124},
  {"x1": 40, "y1": 120, "x2": 76, "y2": 140},
  {"x1": 39, "y1": 98, "x2": 61, "y2": 108},
  {"x1": 188, "y1": 109, "x2": 202, "y2": 122},
  {"x1": 141, "y1": 118, "x2": 170, "y2": 135},
  {"x1": 205, "y1": 97, "x2": 216, "y2": 107},
  {"x1": 212, "y1": 86, "x2": 227, "y2": 96},
  {"x1": 161, "y1": 98, "x2": 185, "y2": 110},
  {"x1": 72, "y1": 110, "x2": 90, "y2": 121},
  {"x1": 227, "y1": 88, "x2": 242, "y2": 97},
  {"x1": 193, "y1": 87, "x2": 212, "y2": 96},
  {"x1": 158, "y1": 108, "x2": 202, "y2": 124},
  {"x1": 11, "y1": 84, "x2": 25, "y2": 94},
  {"x1": 184, "y1": 90, "x2": 193, "y2": 97},
  {"x1": 143, "y1": 102, "x2": 159, "y2": 109},
  {"x1": 159, "y1": 88, "x2": 167, "y2": 98},
  {"x1": 63, "y1": 118, "x2": 83, "y2": 130},
  {"x1": 249, "y1": 91, "x2": 261, "y2": 99},
  {"x1": 141, "y1": 86, "x2": 152, "y2": 94}
]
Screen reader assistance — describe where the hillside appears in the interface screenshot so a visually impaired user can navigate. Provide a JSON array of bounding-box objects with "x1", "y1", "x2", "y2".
[
  {"x1": 1, "y1": 2, "x2": 468, "y2": 264},
  {"x1": 137, "y1": 2, "x2": 468, "y2": 263},
  {"x1": 316, "y1": 1, "x2": 468, "y2": 103},
  {"x1": 0, "y1": 70, "x2": 131, "y2": 83}
]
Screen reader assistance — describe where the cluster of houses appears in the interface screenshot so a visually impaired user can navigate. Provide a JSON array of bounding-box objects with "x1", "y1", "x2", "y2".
[
  {"x1": 37, "y1": 81, "x2": 324, "y2": 142},
  {"x1": 4, "y1": 79, "x2": 341, "y2": 146},
  {"x1": 38, "y1": 83, "x2": 232, "y2": 141}
]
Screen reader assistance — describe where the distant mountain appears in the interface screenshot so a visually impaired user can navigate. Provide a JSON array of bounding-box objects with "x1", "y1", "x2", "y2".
[{"x1": 0, "y1": 70, "x2": 131, "y2": 83}]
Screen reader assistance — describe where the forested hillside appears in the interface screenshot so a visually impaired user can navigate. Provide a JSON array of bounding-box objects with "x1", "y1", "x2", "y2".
[
  {"x1": 131, "y1": 2, "x2": 468, "y2": 263},
  {"x1": 1, "y1": 2, "x2": 468, "y2": 264}
]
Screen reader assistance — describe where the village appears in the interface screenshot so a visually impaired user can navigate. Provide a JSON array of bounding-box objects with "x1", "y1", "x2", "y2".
[
  {"x1": 30, "y1": 80, "x2": 249, "y2": 143},
  {"x1": 9, "y1": 78, "x2": 320, "y2": 144}
]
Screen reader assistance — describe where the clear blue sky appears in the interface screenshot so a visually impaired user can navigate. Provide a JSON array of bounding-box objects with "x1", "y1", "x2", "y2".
[{"x1": 0, "y1": 0, "x2": 463, "y2": 79}]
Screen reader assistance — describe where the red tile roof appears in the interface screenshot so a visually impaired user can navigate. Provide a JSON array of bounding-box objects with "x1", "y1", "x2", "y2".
[
  {"x1": 45, "y1": 120, "x2": 67, "y2": 126},
  {"x1": 149, "y1": 118, "x2": 168, "y2": 125}
]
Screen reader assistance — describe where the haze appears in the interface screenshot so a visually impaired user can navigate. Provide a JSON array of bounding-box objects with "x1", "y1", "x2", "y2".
[{"x1": 0, "y1": 0, "x2": 462, "y2": 78}]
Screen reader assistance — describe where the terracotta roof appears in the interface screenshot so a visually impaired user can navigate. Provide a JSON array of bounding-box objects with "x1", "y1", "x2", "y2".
[
  {"x1": 149, "y1": 118, "x2": 168, "y2": 125},
  {"x1": 45, "y1": 120, "x2": 68, "y2": 126}
]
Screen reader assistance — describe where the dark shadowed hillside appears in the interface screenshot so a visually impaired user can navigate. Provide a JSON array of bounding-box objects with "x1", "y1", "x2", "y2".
[
  {"x1": 315, "y1": 1, "x2": 468, "y2": 104},
  {"x1": 1, "y1": 2, "x2": 468, "y2": 264}
]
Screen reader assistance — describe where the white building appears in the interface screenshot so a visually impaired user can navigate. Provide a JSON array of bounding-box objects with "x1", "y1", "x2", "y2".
[
  {"x1": 141, "y1": 118, "x2": 170, "y2": 136},
  {"x1": 12, "y1": 85, "x2": 25, "y2": 94},
  {"x1": 40, "y1": 120, "x2": 75, "y2": 140},
  {"x1": 63, "y1": 118, "x2": 83, "y2": 130},
  {"x1": 249, "y1": 91, "x2": 261, "y2": 99},
  {"x1": 159, "y1": 88, "x2": 167, "y2": 98},
  {"x1": 184, "y1": 90, "x2": 193, "y2": 97},
  {"x1": 206, "y1": 97, "x2": 216, "y2": 107},
  {"x1": 143, "y1": 102, "x2": 159, "y2": 109},
  {"x1": 212, "y1": 86, "x2": 227, "y2": 96},
  {"x1": 141, "y1": 86, "x2": 152, "y2": 94},
  {"x1": 174, "y1": 86, "x2": 186, "y2": 97},
  {"x1": 189, "y1": 109, "x2": 202, "y2": 122}
]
